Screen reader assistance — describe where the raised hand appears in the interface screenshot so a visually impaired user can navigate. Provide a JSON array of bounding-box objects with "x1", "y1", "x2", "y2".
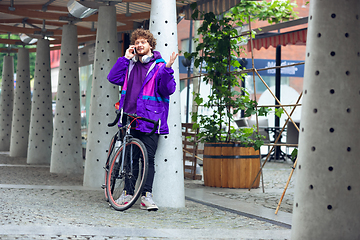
[{"x1": 166, "y1": 52, "x2": 178, "y2": 68}]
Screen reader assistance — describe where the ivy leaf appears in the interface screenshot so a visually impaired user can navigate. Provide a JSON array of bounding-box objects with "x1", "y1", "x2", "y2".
[{"x1": 275, "y1": 108, "x2": 284, "y2": 118}]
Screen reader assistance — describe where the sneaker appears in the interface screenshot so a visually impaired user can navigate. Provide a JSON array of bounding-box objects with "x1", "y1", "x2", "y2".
[
  {"x1": 140, "y1": 192, "x2": 158, "y2": 211},
  {"x1": 115, "y1": 191, "x2": 133, "y2": 205}
]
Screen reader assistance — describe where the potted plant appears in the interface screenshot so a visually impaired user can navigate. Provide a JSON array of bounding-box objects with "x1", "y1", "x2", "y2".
[{"x1": 185, "y1": 0, "x2": 297, "y2": 188}]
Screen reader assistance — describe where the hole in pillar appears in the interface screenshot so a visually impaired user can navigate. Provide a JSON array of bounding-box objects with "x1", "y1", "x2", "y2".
[
  {"x1": 345, "y1": 33, "x2": 349, "y2": 38},
  {"x1": 317, "y1": 33, "x2": 321, "y2": 38},
  {"x1": 158, "y1": 32, "x2": 161, "y2": 35},
  {"x1": 175, "y1": 147, "x2": 177, "y2": 150},
  {"x1": 330, "y1": 89, "x2": 335, "y2": 94},
  {"x1": 165, "y1": 43, "x2": 168, "y2": 47},
  {"x1": 327, "y1": 205, "x2": 332, "y2": 210},
  {"x1": 304, "y1": 89, "x2": 307, "y2": 94},
  {"x1": 172, "y1": 32, "x2": 174, "y2": 35},
  {"x1": 347, "y1": 147, "x2": 351, "y2": 152},
  {"x1": 296, "y1": 203, "x2": 298, "y2": 207},
  {"x1": 328, "y1": 166, "x2": 334, "y2": 171},
  {"x1": 302, "y1": 128, "x2": 304, "y2": 132},
  {"x1": 307, "y1": 53, "x2": 310, "y2": 57},
  {"x1": 165, "y1": 20, "x2": 168, "y2": 23},
  {"x1": 346, "y1": 71, "x2": 350, "y2": 76},
  {"x1": 315, "y1": 70, "x2": 320, "y2": 75},
  {"x1": 311, "y1": 146, "x2": 316, "y2": 151},
  {"x1": 348, "y1": 186, "x2": 352, "y2": 191},
  {"x1": 331, "y1": 13, "x2": 336, "y2": 18},
  {"x1": 97, "y1": 159, "x2": 99, "y2": 162},
  {"x1": 347, "y1": 108, "x2": 351, "y2": 113},
  {"x1": 309, "y1": 185, "x2": 314, "y2": 190},
  {"x1": 164, "y1": 159, "x2": 168, "y2": 162},
  {"x1": 98, "y1": 122, "x2": 101, "y2": 125},
  {"x1": 107, "y1": 41, "x2": 110, "y2": 43},
  {"x1": 313, "y1": 108, "x2": 317, "y2": 113},
  {"x1": 175, "y1": 171, "x2": 178, "y2": 173},
  {"x1": 330, "y1": 51, "x2": 335, "y2": 56},
  {"x1": 357, "y1": 15, "x2": 359, "y2": 20},
  {"x1": 329, "y1": 128, "x2": 334, "y2": 133},
  {"x1": 174, "y1": 124, "x2": 176, "y2": 127}
]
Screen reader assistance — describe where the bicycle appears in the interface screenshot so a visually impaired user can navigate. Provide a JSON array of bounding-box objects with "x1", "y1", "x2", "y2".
[{"x1": 103, "y1": 107, "x2": 160, "y2": 211}]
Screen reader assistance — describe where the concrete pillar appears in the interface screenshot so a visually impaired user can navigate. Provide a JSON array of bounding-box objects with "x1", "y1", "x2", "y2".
[
  {"x1": 0, "y1": 55, "x2": 14, "y2": 151},
  {"x1": 10, "y1": 48, "x2": 31, "y2": 157},
  {"x1": 83, "y1": 6, "x2": 119, "y2": 187},
  {"x1": 50, "y1": 24, "x2": 83, "y2": 174},
  {"x1": 150, "y1": 0, "x2": 185, "y2": 207},
  {"x1": 291, "y1": 1, "x2": 360, "y2": 239},
  {"x1": 27, "y1": 39, "x2": 53, "y2": 165}
]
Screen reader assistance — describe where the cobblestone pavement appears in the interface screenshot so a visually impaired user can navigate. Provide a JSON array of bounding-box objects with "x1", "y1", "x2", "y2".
[
  {"x1": 185, "y1": 159, "x2": 296, "y2": 214},
  {"x1": 0, "y1": 152, "x2": 294, "y2": 239}
]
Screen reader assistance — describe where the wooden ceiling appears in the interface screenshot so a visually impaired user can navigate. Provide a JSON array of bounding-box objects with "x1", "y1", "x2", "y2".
[{"x1": 0, "y1": 0, "x2": 198, "y2": 52}]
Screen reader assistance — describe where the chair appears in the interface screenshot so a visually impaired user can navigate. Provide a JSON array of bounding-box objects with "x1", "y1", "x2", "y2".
[
  {"x1": 182, "y1": 123, "x2": 203, "y2": 180},
  {"x1": 246, "y1": 119, "x2": 271, "y2": 157},
  {"x1": 247, "y1": 119, "x2": 271, "y2": 144},
  {"x1": 286, "y1": 121, "x2": 300, "y2": 156},
  {"x1": 235, "y1": 118, "x2": 249, "y2": 128}
]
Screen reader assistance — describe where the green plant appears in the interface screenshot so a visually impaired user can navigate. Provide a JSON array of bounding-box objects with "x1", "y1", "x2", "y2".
[{"x1": 185, "y1": 0, "x2": 297, "y2": 150}]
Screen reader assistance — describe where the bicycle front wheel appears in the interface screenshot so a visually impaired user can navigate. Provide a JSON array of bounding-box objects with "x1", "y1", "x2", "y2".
[
  {"x1": 106, "y1": 138, "x2": 148, "y2": 211},
  {"x1": 104, "y1": 133, "x2": 119, "y2": 201}
]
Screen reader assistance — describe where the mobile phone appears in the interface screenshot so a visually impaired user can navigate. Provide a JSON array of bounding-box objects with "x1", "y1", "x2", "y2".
[{"x1": 133, "y1": 48, "x2": 136, "y2": 54}]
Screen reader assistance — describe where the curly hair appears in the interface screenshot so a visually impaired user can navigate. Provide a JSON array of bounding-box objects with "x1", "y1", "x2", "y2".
[{"x1": 130, "y1": 29, "x2": 157, "y2": 49}]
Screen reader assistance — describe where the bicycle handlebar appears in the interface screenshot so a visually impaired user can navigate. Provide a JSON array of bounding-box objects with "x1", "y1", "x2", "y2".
[
  {"x1": 108, "y1": 110, "x2": 121, "y2": 127},
  {"x1": 108, "y1": 110, "x2": 160, "y2": 135}
]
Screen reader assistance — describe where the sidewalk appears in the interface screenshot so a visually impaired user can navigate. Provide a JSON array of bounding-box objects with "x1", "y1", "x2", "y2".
[{"x1": 0, "y1": 151, "x2": 295, "y2": 239}]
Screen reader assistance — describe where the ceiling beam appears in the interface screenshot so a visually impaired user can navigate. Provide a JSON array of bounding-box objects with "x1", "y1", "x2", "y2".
[
  {"x1": 14, "y1": 4, "x2": 68, "y2": 13},
  {"x1": 0, "y1": 38, "x2": 24, "y2": 45},
  {"x1": 0, "y1": 7, "x2": 70, "y2": 22},
  {"x1": 0, "y1": 24, "x2": 62, "y2": 36}
]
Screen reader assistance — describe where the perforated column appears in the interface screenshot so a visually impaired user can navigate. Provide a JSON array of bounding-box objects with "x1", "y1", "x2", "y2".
[
  {"x1": 27, "y1": 39, "x2": 53, "y2": 165},
  {"x1": 83, "y1": 6, "x2": 119, "y2": 187},
  {"x1": 50, "y1": 24, "x2": 82, "y2": 174},
  {"x1": 10, "y1": 48, "x2": 31, "y2": 157},
  {"x1": 291, "y1": 1, "x2": 360, "y2": 239},
  {"x1": 0, "y1": 55, "x2": 14, "y2": 151},
  {"x1": 150, "y1": 0, "x2": 185, "y2": 207}
]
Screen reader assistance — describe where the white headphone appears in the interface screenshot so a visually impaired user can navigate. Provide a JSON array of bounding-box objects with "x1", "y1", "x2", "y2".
[{"x1": 132, "y1": 54, "x2": 153, "y2": 64}]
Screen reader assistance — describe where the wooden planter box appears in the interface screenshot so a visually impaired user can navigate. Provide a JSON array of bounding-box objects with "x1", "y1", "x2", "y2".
[{"x1": 203, "y1": 142, "x2": 260, "y2": 189}]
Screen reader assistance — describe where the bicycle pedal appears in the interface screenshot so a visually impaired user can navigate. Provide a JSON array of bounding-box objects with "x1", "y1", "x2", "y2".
[{"x1": 101, "y1": 184, "x2": 106, "y2": 189}]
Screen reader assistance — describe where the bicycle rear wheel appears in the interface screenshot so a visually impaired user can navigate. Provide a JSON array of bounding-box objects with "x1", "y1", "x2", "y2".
[{"x1": 106, "y1": 138, "x2": 148, "y2": 211}]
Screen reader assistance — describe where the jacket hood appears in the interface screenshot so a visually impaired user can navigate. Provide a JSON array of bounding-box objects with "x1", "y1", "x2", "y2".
[{"x1": 152, "y1": 51, "x2": 162, "y2": 60}]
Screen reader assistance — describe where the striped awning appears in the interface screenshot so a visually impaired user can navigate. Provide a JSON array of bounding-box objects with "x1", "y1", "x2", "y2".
[
  {"x1": 180, "y1": 0, "x2": 243, "y2": 20},
  {"x1": 248, "y1": 28, "x2": 307, "y2": 51}
]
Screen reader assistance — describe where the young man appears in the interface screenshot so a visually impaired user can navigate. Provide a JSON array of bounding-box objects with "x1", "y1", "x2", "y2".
[{"x1": 107, "y1": 29, "x2": 178, "y2": 211}]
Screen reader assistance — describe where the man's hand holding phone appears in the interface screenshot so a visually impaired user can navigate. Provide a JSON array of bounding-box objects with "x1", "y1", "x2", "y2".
[{"x1": 125, "y1": 45, "x2": 137, "y2": 60}]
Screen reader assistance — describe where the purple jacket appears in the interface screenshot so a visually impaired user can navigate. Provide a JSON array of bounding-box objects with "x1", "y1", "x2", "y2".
[{"x1": 107, "y1": 51, "x2": 176, "y2": 134}]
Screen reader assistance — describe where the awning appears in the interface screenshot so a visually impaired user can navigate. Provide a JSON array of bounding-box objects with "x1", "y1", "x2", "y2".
[
  {"x1": 181, "y1": 0, "x2": 243, "y2": 20},
  {"x1": 247, "y1": 28, "x2": 307, "y2": 51}
]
